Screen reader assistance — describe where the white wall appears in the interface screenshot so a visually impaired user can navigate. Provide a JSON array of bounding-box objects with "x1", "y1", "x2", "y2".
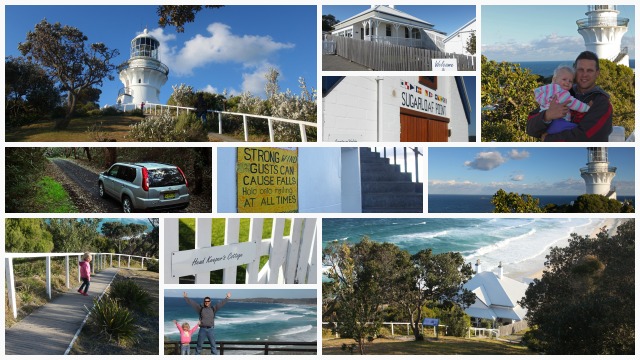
[
  {"x1": 444, "y1": 20, "x2": 476, "y2": 56},
  {"x1": 217, "y1": 147, "x2": 361, "y2": 213},
  {"x1": 323, "y1": 76, "x2": 469, "y2": 142}
]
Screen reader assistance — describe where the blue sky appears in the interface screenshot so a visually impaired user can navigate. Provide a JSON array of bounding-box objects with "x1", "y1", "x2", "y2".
[
  {"x1": 482, "y1": 5, "x2": 635, "y2": 61},
  {"x1": 165, "y1": 289, "x2": 316, "y2": 300},
  {"x1": 428, "y1": 147, "x2": 635, "y2": 196},
  {"x1": 5, "y1": 5, "x2": 316, "y2": 107},
  {"x1": 323, "y1": 5, "x2": 476, "y2": 35}
]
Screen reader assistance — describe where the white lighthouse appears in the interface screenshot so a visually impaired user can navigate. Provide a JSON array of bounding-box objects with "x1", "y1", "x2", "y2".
[
  {"x1": 580, "y1": 147, "x2": 617, "y2": 200},
  {"x1": 117, "y1": 29, "x2": 169, "y2": 106},
  {"x1": 577, "y1": 5, "x2": 629, "y2": 66}
]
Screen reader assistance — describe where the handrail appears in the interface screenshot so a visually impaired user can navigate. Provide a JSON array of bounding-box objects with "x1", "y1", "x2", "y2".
[
  {"x1": 120, "y1": 102, "x2": 317, "y2": 142},
  {"x1": 373, "y1": 146, "x2": 424, "y2": 183},
  {"x1": 5, "y1": 252, "x2": 154, "y2": 319},
  {"x1": 164, "y1": 340, "x2": 317, "y2": 355}
]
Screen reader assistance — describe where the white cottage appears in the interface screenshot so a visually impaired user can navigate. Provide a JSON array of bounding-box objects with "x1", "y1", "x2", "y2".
[
  {"x1": 463, "y1": 262, "x2": 528, "y2": 326},
  {"x1": 444, "y1": 18, "x2": 476, "y2": 56},
  {"x1": 331, "y1": 5, "x2": 446, "y2": 51},
  {"x1": 322, "y1": 76, "x2": 472, "y2": 142}
]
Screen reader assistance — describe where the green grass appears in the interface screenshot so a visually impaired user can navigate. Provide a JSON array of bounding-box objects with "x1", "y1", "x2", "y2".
[
  {"x1": 33, "y1": 176, "x2": 77, "y2": 213},
  {"x1": 322, "y1": 335, "x2": 535, "y2": 355},
  {"x1": 177, "y1": 218, "x2": 293, "y2": 284}
]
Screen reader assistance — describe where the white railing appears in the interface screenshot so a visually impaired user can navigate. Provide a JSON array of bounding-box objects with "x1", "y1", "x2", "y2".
[
  {"x1": 118, "y1": 102, "x2": 317, "y2": 142},
  {"x1": 468, "y1": 327, "x2": 500, "y2": 338},
  {"x1": 373, "y1": 146, "x2": 424, "y2": 183},
  {"x1": 322, "y1": 322, "x2": 424, "y2": 338},
  {"x1": 165, "y1": 218, "x2": 318, "y2": 285},
  {"x1": 4, "y1": 252, "x2": 154, "y2": 319}
]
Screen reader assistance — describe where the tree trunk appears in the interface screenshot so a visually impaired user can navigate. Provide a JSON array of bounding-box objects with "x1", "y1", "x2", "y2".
[
  {"x1": 104, "y1": 147, "x2": 117, "y2": 168},
  {"x1": 56, "y1": 91, "x2": 77, "y2": 130},
  {"x1": 192, "y1": 147, "x2": 210, "y2": 195},
  {"x1": 84, "y1": 147, "x2": 92, "y2": 161}
]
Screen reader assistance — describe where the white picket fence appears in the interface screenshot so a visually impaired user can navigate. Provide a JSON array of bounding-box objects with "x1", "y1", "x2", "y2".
[
  {"x1": 4, "y1": 252, "x2": 153, "y2": 319},
  {"x1": 164, "y1": 218, "x2": 318, "y2": 284}
]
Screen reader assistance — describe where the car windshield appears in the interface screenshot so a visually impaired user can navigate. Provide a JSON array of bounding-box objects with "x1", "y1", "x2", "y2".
[{"x1": 148, "y1": 168, "x2": 185, "y2": 187}]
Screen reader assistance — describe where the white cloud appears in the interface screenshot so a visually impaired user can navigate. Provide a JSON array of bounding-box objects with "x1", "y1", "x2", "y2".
[
  {"x1": 511, "y1": 174, "x2": 525, "y2": 181},
  {"x1": 464, "y1": 151, "x2": 506, "y2": 171},
  {"x1": 240, "y1": 63, "x2": 280, "y2": 95},
  {"x1": 508, "y1": 149, "x2": 530, "y2": 160},
  {"x1": 201, "y1": 85, "x2": 218, "y2": 94},
  {"x1": 150, "y1": 23, "x2": 294, "y2": 77},
  {"x1": 482, "y1": 34, "x2": 587, "y2": 61}
]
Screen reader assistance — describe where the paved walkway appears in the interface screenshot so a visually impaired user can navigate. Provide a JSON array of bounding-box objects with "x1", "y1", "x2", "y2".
[
  {"x1": 322, "y1": 54, "x2": 373, "y2": 71},
  {"x1": 5, "y1": 267, "x2": 119, "y2": 355}
]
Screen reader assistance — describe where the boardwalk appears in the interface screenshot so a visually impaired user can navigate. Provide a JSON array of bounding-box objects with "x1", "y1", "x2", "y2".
[{"x1": 5, "y1": 267, "x2": 119, "y2": 355}]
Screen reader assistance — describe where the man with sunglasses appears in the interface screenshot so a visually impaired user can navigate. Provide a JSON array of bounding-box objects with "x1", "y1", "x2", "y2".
[{"x1": 183, "y1": 291, "x2": 231, "y2": 355}]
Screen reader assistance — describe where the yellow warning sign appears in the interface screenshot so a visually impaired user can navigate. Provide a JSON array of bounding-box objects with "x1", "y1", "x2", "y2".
[{"x1": 237, "y1": 147, "x2": 298, "y2": 213}]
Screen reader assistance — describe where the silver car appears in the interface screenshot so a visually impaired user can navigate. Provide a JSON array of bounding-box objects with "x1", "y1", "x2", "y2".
[{"x1": 98, "y1": 162, "x2": 190, "y2": 212}]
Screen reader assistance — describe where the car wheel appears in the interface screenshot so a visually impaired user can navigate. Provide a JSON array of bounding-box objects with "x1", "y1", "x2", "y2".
[
  {"x1": 98, "y1": 182, "x2": 106, "y2": 198},
  {"x1": 122, "y1": 196, "x2": 134, "y2": 213}
]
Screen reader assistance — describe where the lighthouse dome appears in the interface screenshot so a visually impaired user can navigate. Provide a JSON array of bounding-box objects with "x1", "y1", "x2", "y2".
[{"x1": 130, "y1": 28, "x2": 160, "y2": 60}]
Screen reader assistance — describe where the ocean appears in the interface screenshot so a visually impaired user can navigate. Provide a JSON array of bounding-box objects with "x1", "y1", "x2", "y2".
[
  {"x1": 322, "y1": 218, "x2": 613, "y2": 280},
  {"x1": 428, "y1": 194, "x2": 635, "y2": 213},
  {"x1": 514, "y1": 59, "x2": 635, "y2": 77},
  {"x1": 164, "y1": 297, "x2": 317, "y2": 352}
]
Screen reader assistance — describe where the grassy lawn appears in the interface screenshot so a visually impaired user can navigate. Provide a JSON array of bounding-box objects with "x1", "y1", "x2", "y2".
[
  {"x1": 177, "y1": 218, "x2": 293, "y2": 284},
  {"x1": 33, "y1": 176, "x2": 78, "y2": 213},
  {"x1": 322, "y1": 335, "x2": 535, "y2": 355},
  {"x1": 5, "y1": 116, "x2": 144, "y2": 142}
]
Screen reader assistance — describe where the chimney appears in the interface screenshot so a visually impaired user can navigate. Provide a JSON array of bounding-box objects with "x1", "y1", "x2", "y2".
[
  {"x1": 475, "y1": 259, "x2": 481, "y2": 274},
  {"x1": 498, "y1": 261, "x2": 503, "y2": 279}
]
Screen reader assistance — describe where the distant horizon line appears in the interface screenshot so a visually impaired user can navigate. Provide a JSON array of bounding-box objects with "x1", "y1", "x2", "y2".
[{"x1": 429, "y1": 193, "x2": 635, "y2": 197}]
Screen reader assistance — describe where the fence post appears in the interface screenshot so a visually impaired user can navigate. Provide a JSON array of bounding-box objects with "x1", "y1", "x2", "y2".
[
  {"x1": 243, "y1": 115, "x2": 249, "y2": 141},
  {"x1": 141, "y1": 257, "x2": 145, "y2": 269},
  {"x1": 295, "y1": 218, "x2": 317, "y2": 284},
  {"x1": 218, "y1": 112, "x2": 223, "y2": 135},
  {"x1": 118, "y1": 254, "x2": 121, "y2": 268},
  {"x1": 78, "y1": 255, "x2": 81, "y2": 283},
  {"x1": 6, "y1": 258, "x2": 17, "y2": 319},
  {"x1": 299, "y1": 124, "x2": 307, "y2": 142},
  {"x1": 46, "y1": 256, "x2": 52, "y2": 299},
  {"x1": 65, "y1": 255, "x2": 70, "y2": 288},
  {"x1": 110, "y1": 253, "x2": 113, "y2": 268},
  {"x1": 195, "y1": 218, "x2": 214, "y2": 284},
  {"x1": 165, "y1": 218, "x2": 180, "y2": 284},
  {"x1": 414, "y1": 148, "x2": 420, "y2": 183},
  {"x1": 222, "y1": 219, "x2": 240, "y2": 283},
  {"x1": 268, "y1": 219, "x2": 287, "y2": 284},
  {"x1": 268, "y1": 118, "x2": 275, "y2": 142},
  {"x1": 246, "y1": 218, "x2": 265, "y2": 284},
  {"x1": 128, "y1": 255, "x2": 131, "y2": 269}
]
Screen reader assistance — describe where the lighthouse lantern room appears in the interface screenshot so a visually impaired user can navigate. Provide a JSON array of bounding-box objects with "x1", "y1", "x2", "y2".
[{"x1": 117, "y1": 29, "x2": 169, "y2": 107}]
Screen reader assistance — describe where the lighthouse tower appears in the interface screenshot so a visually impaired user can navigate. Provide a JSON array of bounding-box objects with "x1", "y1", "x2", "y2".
[
  {"x1": 117, "y1": 29, "x2": 169, "y2": 106},
  {"x1": 577, "y1": 5, "x2": 629, "y2": 66},
  {"x1": 580, "y1": 147, "x2": 617, "y2": 200}
]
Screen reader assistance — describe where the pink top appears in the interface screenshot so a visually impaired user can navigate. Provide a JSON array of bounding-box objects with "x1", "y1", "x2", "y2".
[
  {"x1": 176, "y1": 323, "x2": 199, "y2": 344},
  {"x1": 534, "y1": 83, "x2": 590, "y2": 121},
  {"x1": 79, "y1": 261, "x2": 91, "y2": 280}
]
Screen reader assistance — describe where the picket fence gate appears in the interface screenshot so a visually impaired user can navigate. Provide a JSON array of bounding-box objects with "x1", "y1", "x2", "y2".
[{"x1": 164, "y1": 218, "x2": 317, "y2": 284}]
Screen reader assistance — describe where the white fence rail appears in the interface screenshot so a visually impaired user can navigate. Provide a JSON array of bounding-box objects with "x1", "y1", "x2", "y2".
[
  {"x1": 118, "y1": 102, "x2": 317, "y2": 142},
  {"x1": 5, "y1": 252, "x2": 153, "y2": 319},
  {"x1": 165, "y1": 218, "x2": 318, "y2": 284}
]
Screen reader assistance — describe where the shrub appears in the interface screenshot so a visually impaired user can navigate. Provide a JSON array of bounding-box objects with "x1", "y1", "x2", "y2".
[
  {"x1": 109, "y1": 279, "x2": 152, "y2": 314},
  {"x1": 127, "y1": 112, "x2": 207, "y2": 142},
  {"x1": 51, "y1": 106, "x2": 67, "y2": 119},
  {"x1": 88, "y1": 297, "x2": 137, "y2": 345},
  {"x1": 146, "y1": 259, "x2": 159, "y2": 273},
  {"x1": 101, "y1": 106, "x2": 122, "y2": 116},
  {"x1": 127, "y1": 108, "x2": 144, "y2": 117},
  {"x1": 87, "y1": 109, "x2": 102, "y2": 117}
]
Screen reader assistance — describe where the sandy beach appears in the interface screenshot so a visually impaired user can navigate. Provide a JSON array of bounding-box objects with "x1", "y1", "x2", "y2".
[{"x1": 506, "y1": 218, "x2": 624, "y2": 282}]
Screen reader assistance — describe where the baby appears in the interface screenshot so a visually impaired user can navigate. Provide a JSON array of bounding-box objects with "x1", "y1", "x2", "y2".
[{"x1": 533, "y1": 65, "x2": 590, "y2": 134}]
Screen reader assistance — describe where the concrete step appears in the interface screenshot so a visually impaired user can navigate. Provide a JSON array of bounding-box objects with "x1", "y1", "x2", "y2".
[
  {"x1": 361, "y1": 162, "x2": 402, "y2": 173},
  {"x1": 362, "y1": 193, "x2": 424, "y2": 209},
  {"x1": 362, "y1": 181, "x2": 419, "y2": 194},
  {"x1": 361, "y1": 170, "x2": 413, "y2": 182}
]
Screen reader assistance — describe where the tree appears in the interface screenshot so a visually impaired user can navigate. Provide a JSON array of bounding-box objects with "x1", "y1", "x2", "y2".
[
  {"x1": 465, "y1": 32, "x2": 476, "y2": 55},
  {"x1": 5, "y1": 218, "x2": 54, "y2": 253},
  {"x1": 157, "y1": 5, "x2": 224, "y2": 33},
  {"x1": 481, "y1": 56, "x2": 540, "y2": 141},
  {"x1": 595, "y1": 59, "x2": 635, "y2": 138},
  {"x1": 322, "y1": 238, "x2": 410, "y2": 354},
  {"x1": 5, "y1": 56, "x2": 60, "y2": 126},
  {"x1": 492, "y1": 189, "x2": 543, "y2": 213},
  {"x1": 18, "y1": 19, "x2": 119, "y2": 129},
  {"x1": 167, "y1": 83, "x2": 195, "y2": 107},
  {"x1": 570, "y1": 194, "x2": 623, "y2": 213},
  {"x1": 46, "y1": 219, "x2": 102, "y2": 253},
  {"x1": 5, "y1": 148, "x2": 49, "y2": 212},
  {"x1": 322, "y1": 14, "x2": 339, "y2": 32},
  {"x1": 101, "y1": 222, "x2": 148, "y2": 254},
  {"x1": 402, "y1": 250, "x2": 475, "y2": 340},
  {"x1": 519, "y1": 220, "x2": 634, "y2": 354}
]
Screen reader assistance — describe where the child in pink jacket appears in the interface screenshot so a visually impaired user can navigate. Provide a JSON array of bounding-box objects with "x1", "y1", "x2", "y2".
[
  {"x1": 174, "y1": 320, "x2": 200, "y2": 355},
  {"x1": 533, "y1": 65, "x2": 591, "y2": 135},
  {"x1": 77, "y1": 252, "x2": 91, "y2": 296}
]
